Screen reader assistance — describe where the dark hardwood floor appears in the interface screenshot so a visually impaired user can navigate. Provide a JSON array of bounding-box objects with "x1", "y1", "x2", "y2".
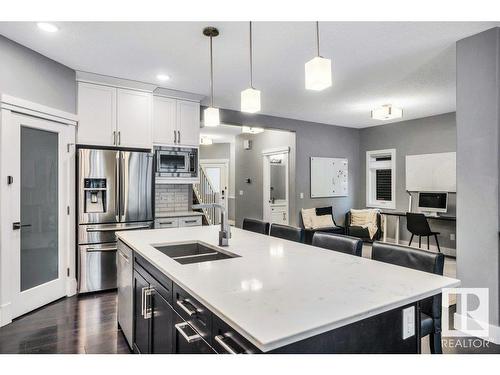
[
  {"x1": 1, "y1": 291, "x2": 499, "y2": 354},
  {"x1": 0, "y1": 290, "x2": 131, "y2": 354}
]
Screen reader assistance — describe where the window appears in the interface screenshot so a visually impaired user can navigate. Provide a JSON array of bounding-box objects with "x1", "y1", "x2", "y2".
[{"x1": 366, "y1": 149, "x2": 396, "y2": 209}]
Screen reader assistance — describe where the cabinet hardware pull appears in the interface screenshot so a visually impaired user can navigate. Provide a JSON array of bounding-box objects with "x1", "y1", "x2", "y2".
[
  {"x1": 178, "y1": 130, "x2": 181, "y2": 144},
  {"x1": 184, "y1": 220, "x2": 197, "y2": 223},
  {"x1": 118, "y1": 131, "x2": 121, "y2": 145},
  {"x1": 176, "y1": 299, "x2": 197, "y2": 316},
  {"x1": 214, "y1": 335, "x2": 242, "y2": 354},
  {"x1": 118, "y1": 250, "x2": 129, "y2": 263},
  {"x1": 174, "y1": 130, "x2": 177, "y2": 143},
  {"x1": 141, "y1": 286, "x2": 148, "y2": 317},
  {"x1": 113, "y1": 131, "x2": 116, "y2": 145},
  {"x1": 86, "y1": 224, "x2": 150, "y2": 232},
  {"x1": 175, "y1": 322, "x2": 201, "y2": 343},
  {"x1": 144, "y1": 287, "x2": 154, "y2": 319}
]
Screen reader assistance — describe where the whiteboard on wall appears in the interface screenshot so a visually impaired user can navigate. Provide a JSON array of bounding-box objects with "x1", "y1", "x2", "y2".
[
  {"x1": 405, "y1": 152, "x2": 456, "y2": 192},
  {"x1": 310, "y1": 157, "x2": 348, "y2": 198}
]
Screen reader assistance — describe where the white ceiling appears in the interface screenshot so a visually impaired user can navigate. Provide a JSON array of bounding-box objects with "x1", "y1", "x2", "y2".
[{"x1": 0, "y1": 21, "x2": 498, "y2": 128}]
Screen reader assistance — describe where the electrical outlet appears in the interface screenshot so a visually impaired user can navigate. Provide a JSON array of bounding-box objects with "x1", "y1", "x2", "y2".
[
  {"x1": 402, "y1": 306, "x2": 415, "y2": 339},
  {"x1": 300, "y1": 192, "x2": 304, "y2": 199},
  {"x1": 450, "y1": 233, "x2": 455, "y2": 241}
]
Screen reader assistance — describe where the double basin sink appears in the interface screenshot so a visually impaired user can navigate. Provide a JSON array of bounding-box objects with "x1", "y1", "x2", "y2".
[{"x1": 153, "y1": 242, "x2": 240, "y2": 265}]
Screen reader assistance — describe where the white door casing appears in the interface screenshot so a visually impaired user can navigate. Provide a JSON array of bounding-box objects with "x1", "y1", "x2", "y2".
[
  {"x1": 262, "y1": 147, "x2": 290, "y2": 225},
  {"x1": 0, "y1": 95, "x2": 76, "y2": 326}
]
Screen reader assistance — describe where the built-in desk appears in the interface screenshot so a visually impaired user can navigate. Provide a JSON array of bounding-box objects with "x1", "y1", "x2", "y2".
[{"x1": 380, "y1": 211, "x2": 456, "y2": 243}]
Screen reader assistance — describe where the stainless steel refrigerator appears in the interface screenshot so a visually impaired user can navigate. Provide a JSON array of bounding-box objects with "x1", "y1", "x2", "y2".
[{"x1": 77, "y1": 147, "x2": 154, "y2": 293}]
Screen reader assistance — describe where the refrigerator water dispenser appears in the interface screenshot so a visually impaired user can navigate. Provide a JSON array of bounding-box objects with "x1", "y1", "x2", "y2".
[{"x1": 83, "y1": 178, "x2": 106, "y2": 213}]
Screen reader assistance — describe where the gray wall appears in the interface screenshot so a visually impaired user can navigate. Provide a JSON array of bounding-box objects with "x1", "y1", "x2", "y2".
[
  {"x1": 0, "y1": 35, "x2": 76, "y2": 113},
  {"x1": 235, "y1": 129, "x2": 296, "y2": 227},
  {"x1": 456, "y1": 27, "x2": 500, "y2": 326},
  {"x1": 219, "y1": 108, "x2": 361, "y2": 227},
  {"x1": 358, "y1": 112, "x2": 457, "y2": 251}
]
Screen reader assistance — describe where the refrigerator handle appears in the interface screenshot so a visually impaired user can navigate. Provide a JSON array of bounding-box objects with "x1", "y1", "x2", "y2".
[
  {"x1": 115, "y1": 152, "x2": 120, "y2": 222},
  {"x1": 120, "y1": 153, "x2": 126, "y2": 221}
]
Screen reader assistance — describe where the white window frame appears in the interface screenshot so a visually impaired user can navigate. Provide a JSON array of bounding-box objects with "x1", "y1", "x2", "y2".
[{"x1": 366, "y1": 148, "x2": 396, "y2": 209}]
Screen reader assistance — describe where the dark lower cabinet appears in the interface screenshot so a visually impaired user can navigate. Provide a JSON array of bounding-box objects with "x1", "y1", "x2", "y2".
[
  {"x1": 173, "y1": 313, "x2": 216, "y2": 354},
  {"x1": 150, "y1": 281, "x2": 173, "y2": 354},
  {"x1": 133, "y1": 270, "x2": 150, "y2": 354}
]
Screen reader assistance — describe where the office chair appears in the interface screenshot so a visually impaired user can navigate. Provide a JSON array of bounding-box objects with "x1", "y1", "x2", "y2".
[{"x1": 406, "y1": 213, "x2": 441, "y2": 252}]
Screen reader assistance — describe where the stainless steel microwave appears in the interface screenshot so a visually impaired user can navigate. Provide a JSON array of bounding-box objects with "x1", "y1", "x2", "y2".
[{"x1": 155, "y1": 146, "x2": 198, "y2": 178}]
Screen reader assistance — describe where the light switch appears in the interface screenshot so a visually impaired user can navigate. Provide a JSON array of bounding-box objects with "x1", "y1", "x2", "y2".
[
  {"x1": 239, "y1": 190, "x2": 244, "y2": 196},
  {"x1": 402, "y1": 306, "x2": 415, "y2": 339},
  {"x1": 300, "y1": 192, "x2": 304, "y2": 199}
]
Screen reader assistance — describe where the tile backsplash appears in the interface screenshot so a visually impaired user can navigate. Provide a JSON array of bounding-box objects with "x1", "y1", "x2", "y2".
[{"x1": 155, "y1": 184, "x2": 191, "y2": 214}]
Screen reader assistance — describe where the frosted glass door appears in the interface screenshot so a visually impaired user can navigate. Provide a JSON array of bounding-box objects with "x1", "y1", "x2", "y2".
[{"x1": 20, "y1": 127, "x2": 59, "y2": 291}]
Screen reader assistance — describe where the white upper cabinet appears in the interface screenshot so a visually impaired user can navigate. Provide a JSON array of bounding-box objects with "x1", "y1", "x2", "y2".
[
  {"x1": 152, "y1": 96, "x2": 200, "y2": 147},
  {"x1": 77, "y1": 82, "x2": 117, "y2": 146},
  {"x1": 176, "y1": 100, "x2": 200, "y2": 146},
  {"x1": 153, "y1": 96, "x2": 177, "y2": 144},
  {"x1": 116, "y1": 88, "x2": 152, "y2": 149}
]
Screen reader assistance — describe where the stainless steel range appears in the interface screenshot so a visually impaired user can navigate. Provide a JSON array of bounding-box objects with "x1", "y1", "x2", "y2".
[{"x1": 77, "y1": 147, "x2": 154, "y2": 293}]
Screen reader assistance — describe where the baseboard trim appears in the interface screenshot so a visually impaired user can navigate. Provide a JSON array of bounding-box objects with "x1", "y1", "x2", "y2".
[
  {"x1": 453, "y1": 312, "x2": 500, "y2": 344},
  {"x1": 385, "y1": 237, "x2": 456, "y2": 257},
  {"x1": 0, "y1": 302, "x2": 12, "y2": 327},
  {"x1": 66, "y1": 277, "x2": 77, "y2": 297}
]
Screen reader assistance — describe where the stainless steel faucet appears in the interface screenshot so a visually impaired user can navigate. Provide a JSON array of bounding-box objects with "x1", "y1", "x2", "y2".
[{"x1": 192, "y1": 201, "x2": 231, "y2": 246}]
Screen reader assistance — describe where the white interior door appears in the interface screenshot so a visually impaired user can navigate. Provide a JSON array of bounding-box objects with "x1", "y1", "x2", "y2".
[
  {"x1": 200, "y1": 160, "x2": 228, "y2": 208},
  {"x1": 7, "y1": 113, "x2": 72, "y2": 319}
]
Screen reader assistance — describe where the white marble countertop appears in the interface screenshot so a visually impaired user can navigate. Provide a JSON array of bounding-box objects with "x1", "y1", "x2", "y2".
[
  {"x1": 155, "y1": 211, "x2": 203, "y2": 218},
  {"x1": 117, "y1": 226, "x2": 460, "y2": 352}
]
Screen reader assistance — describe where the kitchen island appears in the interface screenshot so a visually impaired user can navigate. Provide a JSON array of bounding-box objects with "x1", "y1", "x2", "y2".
[{"x1": 117, "y1": 226, "x2": 460, "y2": 354}]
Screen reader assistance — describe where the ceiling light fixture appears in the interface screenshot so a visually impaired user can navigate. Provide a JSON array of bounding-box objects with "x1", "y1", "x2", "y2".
[
  {"x1": 305, "y1": 21, "x2": 332, "y2": 91},
  {"x1": 37, "y1": 22, "x2": 59, "y2": 33},
  {"x1": 371, "y1": 104, "x2": 403, "y2": 121},
  {"x1": 203, "y1": 27, "x2": 220, "y2": 127},
  {"x1": 156, "y1": 74, "x2": 170, "y2": 81},
  {"x1": 200, "y1": 136, "x2": 213, "y2": 145},
  {"x1": 241, "y1": 22, "x2": 261, "y2": 114},
  {"x1": 241, "y1": 126, "x2": 264, "y2": 134}
]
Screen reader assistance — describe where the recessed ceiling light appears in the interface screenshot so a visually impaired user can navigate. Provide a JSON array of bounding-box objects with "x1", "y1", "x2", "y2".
[
  {"x1": 37, "y1": 22, "x2": 59, "y2": 33},
  {"x1": 156, "y1": 74, "x2": 170, "y2": 82},
  {"x1": 371, "y1": 105, "x2": 403, "y2": 121}
]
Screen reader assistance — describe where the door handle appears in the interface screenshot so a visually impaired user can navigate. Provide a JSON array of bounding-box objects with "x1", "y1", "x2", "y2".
[
  {"x1": 144, "y1": 287, "x2": 153, "y2": 319},
  {"x1": 174, "y1": 130, "x2": 177, "y2": 143},
  {"x1": 12, "y1": 222, "x2": 31, "y2": 230}
]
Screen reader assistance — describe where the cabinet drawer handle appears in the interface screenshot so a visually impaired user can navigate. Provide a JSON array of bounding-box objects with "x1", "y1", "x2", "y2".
[
  {"x1": 175, "y1": 322, "x2": 201, "y2": 343},
  {"x1": 176, "y1": 299, "x2": 197, "y2": 316},
  {"x1": 118, "y1": 250, "x2": 129, "y2": 262},
  {"x1": 183, "y1": 219, "x2": 198, "y2": 224},
  {"x1": 214, "y1": 335, "x2": 240, "y2": 354},
  {"x1": 160, "y1": 221, "x2": 173, "y2": 225}
]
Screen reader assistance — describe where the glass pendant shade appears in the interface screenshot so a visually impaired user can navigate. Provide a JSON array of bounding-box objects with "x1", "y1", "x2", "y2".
[
  {"x1": 241, "y1": 88, "x2": 261, "y2": 113},
  {"x1": 204, "y1": 107, "x2": 220, "y2": 127},
  {"x1": 305, "y1": 56, "x2": 332, "y2": 91}
]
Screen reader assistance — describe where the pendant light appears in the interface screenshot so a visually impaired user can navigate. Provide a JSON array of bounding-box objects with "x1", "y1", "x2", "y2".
[
  {"x1": 305, "y1": 21, "x2": 332, "y2": 91},
  {"x1": 241, "y1": 22, "x2": 261, "y2": 113},
  {"x1": 203, "y1": 26, "x2": 220, "y2": 127}
]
